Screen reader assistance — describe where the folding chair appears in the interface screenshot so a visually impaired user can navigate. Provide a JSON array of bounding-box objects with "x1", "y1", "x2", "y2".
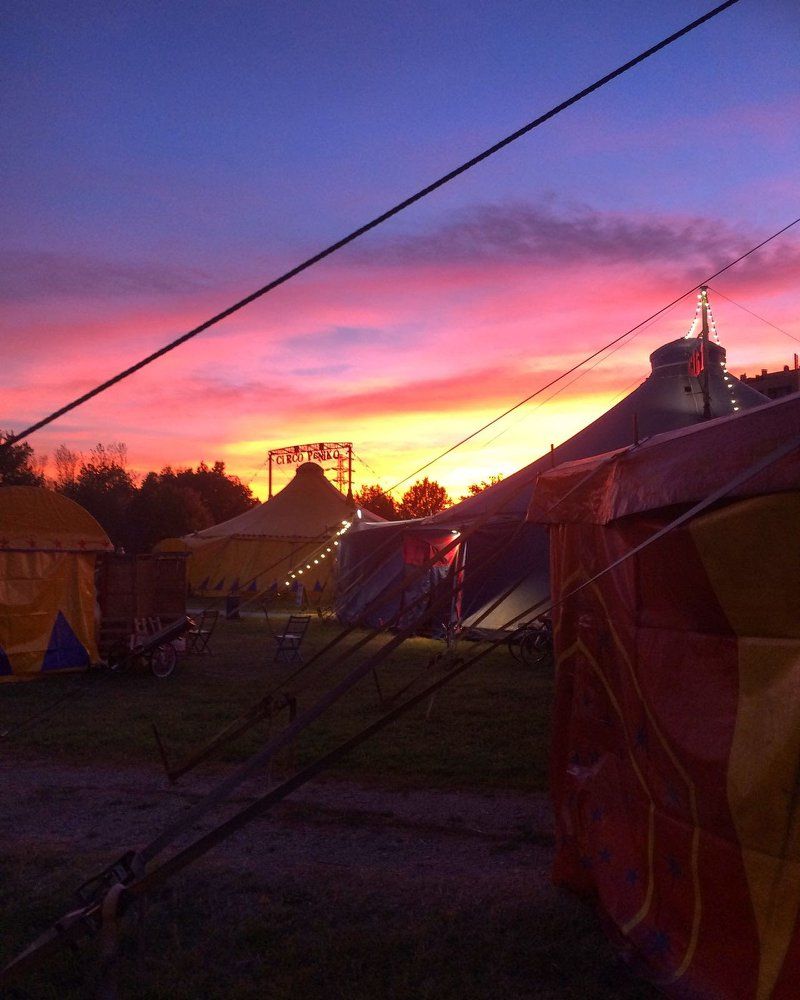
[
  {"x1": 186, "y1": 609, "x2": 219, "y2": 654},
  {"x1": 269, "y1": 614, "x2": 311, "y2": 665}
]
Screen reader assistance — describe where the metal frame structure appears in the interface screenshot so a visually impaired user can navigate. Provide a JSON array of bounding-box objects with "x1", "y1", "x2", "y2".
[{"x1": 267, "y1": 442, "x2": 353, "y2": 498}]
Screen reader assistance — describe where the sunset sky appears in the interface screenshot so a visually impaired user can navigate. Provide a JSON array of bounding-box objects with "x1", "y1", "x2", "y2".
[{"x1": 2, "y1": 0, "x2": 798, "y2": 501}]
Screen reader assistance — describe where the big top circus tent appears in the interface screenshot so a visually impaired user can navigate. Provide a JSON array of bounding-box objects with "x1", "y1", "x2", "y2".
[
  {"x1": 336, "y1": 299, "x2": 769, "y2": 633},
  {"x1": 169, "y1": 461, "x2": 382, "y2": 601}
]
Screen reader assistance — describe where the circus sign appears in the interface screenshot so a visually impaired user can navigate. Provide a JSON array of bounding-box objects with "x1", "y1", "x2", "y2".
[
  {"x1": 273, "y1": 447, "x2": 342, "y2": 465},
  {"x1": 267, "y1": 441, "x2": 353, "y2": 497}
]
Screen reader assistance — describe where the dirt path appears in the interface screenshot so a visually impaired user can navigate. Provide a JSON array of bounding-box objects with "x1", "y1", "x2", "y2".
[{"x1": 2, "y1": 752, "x2": 555, "y2": 904}]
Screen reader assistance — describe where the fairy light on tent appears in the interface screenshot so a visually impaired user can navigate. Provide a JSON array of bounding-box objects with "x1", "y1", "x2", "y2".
[
  {"x1": 275, "y1": 515, "x2": 355, "y2": 591},
  {"x1": 684, "y1": 298, "x2": 701, "y2": 339},
  {"x1": 705, "y1": 293, "x2": 721, "y2": 345}
]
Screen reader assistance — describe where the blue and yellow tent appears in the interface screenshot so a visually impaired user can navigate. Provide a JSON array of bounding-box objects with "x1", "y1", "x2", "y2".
[{"x1": 0, "y1": 486, "x2": 112, "y2": 681}]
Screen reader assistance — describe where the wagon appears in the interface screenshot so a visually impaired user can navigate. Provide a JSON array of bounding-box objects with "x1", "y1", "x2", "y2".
[{"x1": 96, "y1": 552, "x2": 191, "y2": 678}]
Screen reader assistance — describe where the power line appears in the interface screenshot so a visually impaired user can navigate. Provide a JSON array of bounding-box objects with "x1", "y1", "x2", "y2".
[
  {"x1": 706, "y1": 284, "x2": 800, "y2": 346},
  {"x1": 379, "y1": 214, "x2": 800, "y2": 496},
  {"x1": 2, "y1": 0, "x2": 742, "y2": 451}
]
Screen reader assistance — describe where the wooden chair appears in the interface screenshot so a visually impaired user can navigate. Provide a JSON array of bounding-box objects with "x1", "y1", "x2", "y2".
[
  {"x1": 186, "y1": 609, "x2": 219, "y2": 654},
  {"x1": 269, "y1": 614, "x2": 311, "y2": 666}
]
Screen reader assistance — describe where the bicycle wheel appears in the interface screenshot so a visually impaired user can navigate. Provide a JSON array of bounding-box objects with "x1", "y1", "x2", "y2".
[
  {"x1": 150, "y1": 644, "x2": 177, "y2": 679},
  {"x1": 507, "y1": 630, "x2": 527, "y2": 663},
  {"x1": 520, "y1": 630, "x2": 551, "y2": 668}
]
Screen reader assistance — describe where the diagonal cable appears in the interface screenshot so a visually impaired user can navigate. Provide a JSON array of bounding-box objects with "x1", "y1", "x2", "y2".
[{"x1": 2, "y1": 0, "x2": 742, "y2": 450}]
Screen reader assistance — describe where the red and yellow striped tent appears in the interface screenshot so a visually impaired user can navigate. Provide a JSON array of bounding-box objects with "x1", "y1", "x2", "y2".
[
  {"x1": 530, "y1": 395, "x2": 800, "y2": 998},
  {"x1": 0, "y1": 486, "x2": 112, "y2": 681}
]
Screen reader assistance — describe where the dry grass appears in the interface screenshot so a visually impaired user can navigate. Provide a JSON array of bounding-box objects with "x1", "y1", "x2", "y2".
[{"x1": 0, "y1": 613, "x2": 657, "y2": 999}]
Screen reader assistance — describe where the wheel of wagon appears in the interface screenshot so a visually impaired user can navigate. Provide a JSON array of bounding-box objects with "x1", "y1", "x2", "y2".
[{"x1": 149, "y1": 643, "x2": 177, "y2": 679}]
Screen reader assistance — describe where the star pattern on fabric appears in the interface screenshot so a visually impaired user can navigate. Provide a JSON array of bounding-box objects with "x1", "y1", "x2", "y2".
[
  {"x1": 667, "y1": 856, "x2": 683, "y2": 879},
  {"x1": 647, "y1": 930, "x2": 670, "y2": 957}
]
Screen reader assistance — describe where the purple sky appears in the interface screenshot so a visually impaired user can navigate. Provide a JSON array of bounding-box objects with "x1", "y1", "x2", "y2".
[{"x1": 2, "y1": 0, "x2": 798, "y2": 498}]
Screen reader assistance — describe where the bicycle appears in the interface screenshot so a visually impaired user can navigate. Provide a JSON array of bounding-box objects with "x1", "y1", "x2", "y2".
[{"x1": 507, "y1": 615, "x2": 553, "y2": 669}]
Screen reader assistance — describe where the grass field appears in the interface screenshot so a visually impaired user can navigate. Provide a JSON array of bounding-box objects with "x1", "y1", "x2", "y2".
[
  {"x1": 0, "y1": 613, "x2": 657, "y2": 999},
  {"x1": 1, "y1": 612, "x2": 553, "y2": 791}
]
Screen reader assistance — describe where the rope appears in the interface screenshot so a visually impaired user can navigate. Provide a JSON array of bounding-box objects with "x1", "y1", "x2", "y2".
[
  {"x1": 706, "y1": 285, "x2": 800, "y2": 347},
  {"x1": 5, "y1": 411, "x2": 798, "y2": 981},
  {"x1": 379, "y1": 213, "x2": 800, "y2": 497},
  {"x1": 2, "y1": 0, "x2": 742, "y2": 451}
]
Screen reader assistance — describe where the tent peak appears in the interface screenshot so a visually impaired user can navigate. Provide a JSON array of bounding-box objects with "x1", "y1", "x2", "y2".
[
  {"x1": 294, "y1": 462, "x2": 324, "y2": 477},
  {"x1": 649, "y1": 336, "x2": 725, "y2": 377}
]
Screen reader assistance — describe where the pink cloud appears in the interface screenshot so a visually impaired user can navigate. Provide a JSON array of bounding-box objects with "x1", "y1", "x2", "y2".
[{"x1": 3, "y1": 203, "x2": 798, "y2": 499}]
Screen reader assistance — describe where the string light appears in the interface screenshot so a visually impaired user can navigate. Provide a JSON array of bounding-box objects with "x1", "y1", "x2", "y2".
[{"x1": 276, "y1": 515, "x2": 357, "y2": 590}]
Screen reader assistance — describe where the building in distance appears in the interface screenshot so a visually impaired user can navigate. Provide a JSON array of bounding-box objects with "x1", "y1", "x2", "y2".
[{"x1": 739, "y1": 355, "x2": 800, "y2": 399}]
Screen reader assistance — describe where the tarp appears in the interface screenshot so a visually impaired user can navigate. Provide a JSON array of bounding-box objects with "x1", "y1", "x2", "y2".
[
  {"x1": 0, "y1": 487, "x2": 112, "y2": 681},
  {"x1": 530, "y1": 393, "x2": 800, "y2": 998},
  {"x1": 177, "y1": 462, "x2": 381, "y2": 599},
  {"x1": 337, "y1": 333, "x2": 768, "y2": 631},
  {"x1": 335, "y1": 522, "x2": 468, "y2": 632}
]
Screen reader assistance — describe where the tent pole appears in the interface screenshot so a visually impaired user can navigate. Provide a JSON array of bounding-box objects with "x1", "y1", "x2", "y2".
[{"x1": 700, "y1": 285, "x2": 712, "y2": 419}]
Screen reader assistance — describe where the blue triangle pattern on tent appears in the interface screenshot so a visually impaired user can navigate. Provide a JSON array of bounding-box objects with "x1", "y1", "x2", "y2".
[
  {"x1": 198, "y1": 576, "x2": 210, "y2": 591},
  {"x1": 313, "y1": 580, "x2": 323, "y2": 592},
  {"x1": 247, "y1": 580, "x2": 258, "y2": 592},
  {"x1": 229, "y1": 578, "x2": 240, "y2": 593},
  {"x1": 42, "y1": 611, "x2": 90, "y2": 671},
  {"x1": 0, "y1": 646, "x2": 12, "y2": 675},
  {"x1": 213, "y1": 578, "x2": 226, "y2": 591}
]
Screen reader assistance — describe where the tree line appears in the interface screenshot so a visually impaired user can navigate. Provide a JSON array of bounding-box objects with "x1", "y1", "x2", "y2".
[
  {"x1": 1, "y1": 431, "x2": 503, "y2": 547},
  {"x1": 1, "y1": 434, "x2": 256, "y2": 552},
  {"x1": 354, "y1": 474, "x2": 503, "y2": 520}
]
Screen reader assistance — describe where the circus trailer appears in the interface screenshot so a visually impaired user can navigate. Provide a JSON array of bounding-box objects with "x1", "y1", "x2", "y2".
[
  {"x1": 529, "y1": 393, "x2": 800, "y2": 999},
  {"x1": 95, "y1": 551, "x2": 188, "y2": 661}
]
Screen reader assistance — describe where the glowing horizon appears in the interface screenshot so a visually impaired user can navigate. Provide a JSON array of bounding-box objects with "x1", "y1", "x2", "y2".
[{"x1": 2, "y1": 2, "x2": 798, "y2": 505}]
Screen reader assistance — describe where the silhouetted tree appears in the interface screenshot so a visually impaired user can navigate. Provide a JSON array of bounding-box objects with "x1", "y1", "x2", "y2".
[
  {"x1": 52, "y1": 444, "x2": 81, "y2": 490},
  {"x1": 398, "y1": 477, "x2": 451, "y2": 519},
  {"x1": 353, "y1": 483, "x2": 398, "y2": 520},
  {"x1": 0, "y1": 432, "x2": 45, "y2": 486},
  {"x1": 61, "y1": 443, "x2": 137, "y2": 549},
  {"x1": 129, "y1": 468, "x2": 213, "y2": 551},
  {"x1": 459, "y1": 474, "x2": 504, "y2": 501},
  {"x1": 174, "y1": 461, "x2": 256, "y2": 523}
]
